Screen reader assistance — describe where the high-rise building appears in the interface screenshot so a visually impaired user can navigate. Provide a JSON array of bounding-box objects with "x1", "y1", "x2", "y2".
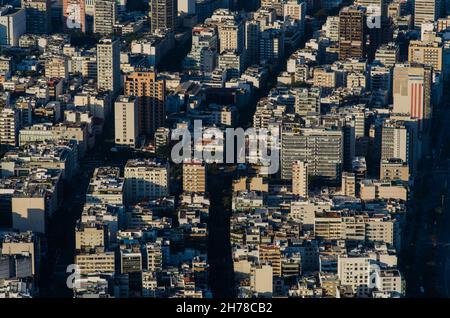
[
  {"x1": 183, "y1": 161, "x2": 207, "y2": 193},
  {"x1": 124, "y1": 159, "x2": 169, "y2": 205},
  {"x1": 0, "y1": 107, "x2": 19, "y2": 147},
  {"x1": 292, "y1": 160, "x2": 308, "y2": 198},
  {"x1": 325, "y1": 16, "x2": 340, "y2": 42},
  {"x1": 393, "y1": 63, "x2": 433, "y2": 130},
  {"x1": 337, "y1": 255, "x2": 372, "y2": 297},
  {"x1": 250, "y1": 264, "x2": 273, "y2": 296},
  {"x1": 115, "y1": 96, "x2": 139, "y2": 148},
  {"x1": 207, "y1": 9, "x2": 245, "y2": 54},
  {"x1": 84, "y1": 0, "x2": 95, "y2": 32},
  {"x1": 94, "y1": 0, "x2": 117, "y2": 35},
  {"x1": 149, "y1": 0, "x2": 176, "y2": 33},
  {"x1": 63, "y1": 0, "x2": 86, "y2": 32},
  {"x1": 341, "y1": 172, "x2": 356, "y2": 197},
  {"x1": 408, "y1": 38, "x2": 443, "y2": 72},
  {"x1": 244, "y1": 20, "x2": 260, "y2": 66},
  {"x1": 339, "y1": 6, "x2": 366, "y2": 60},
  {"x1": 97, "y1": 38, "x2": 121, "y2": 95},
  {"x1": 259, "y1": 28, "x2": 284, "y2": 64},
  {"x1": 21, "y1": 0, "x2": 51, "y2": 34},
  {"x1": 313, "y1": 67, "x2": 337, "y2": 88},
  {"x1": 381, "y1": 121, "x2": 410, "y2": 163},
  {"x1": 370, "y1": 65, "x2": 392, "y2": 105},
  {"x1": 124, "y1": 70, "x2": 166, "y2": 136},
  {"x1": 0, "y1": 7, "x2": 26, "y2": 47},
  {"x1": 281, "y1": 127, "x2": 343, "y2": 182},
  {"x1": 414, "y1": 0, "x2": 440, "y2": 29}
]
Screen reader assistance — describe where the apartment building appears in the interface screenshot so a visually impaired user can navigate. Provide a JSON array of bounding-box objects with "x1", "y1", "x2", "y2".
[
  {"x1": 124, "y1": 159, "x2": 169, "y2": 205},
  {"x1": 183, "y1": 161, "x2": 206, "y2": 194},
  {"x1": 114, "y1": 96, "x2": 139, "y2": 148}
]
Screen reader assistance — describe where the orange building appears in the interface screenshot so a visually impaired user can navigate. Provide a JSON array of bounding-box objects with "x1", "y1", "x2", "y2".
[{"x1": 124, "y1": 70, "x2": 166, "y2": 137}]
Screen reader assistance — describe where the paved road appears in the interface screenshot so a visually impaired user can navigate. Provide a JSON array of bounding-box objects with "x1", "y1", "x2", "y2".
[
  {"x1": 38, "y1": 126, "x2": 134, "y2": 297},
  {"x1": 207, "y1": 168, "x2": 235, "y2": 297},
  {"x1": 402, "y1": 98, "x2": 450, "y2": 297}
]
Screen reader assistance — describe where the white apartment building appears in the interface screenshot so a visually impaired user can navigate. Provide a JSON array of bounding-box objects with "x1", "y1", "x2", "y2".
[
  {"x1": 97, "y1": 38, "x2": 121, "y2": 95},
  {"x1": 0, "y1": 107, "x2": 19, "y2": 147},
  {"x1": 114, "y1": 96, "x2": 139, "y2": 148},
  {"x1": 124, "y1": 159, "x2": 169, "y2": 205}
]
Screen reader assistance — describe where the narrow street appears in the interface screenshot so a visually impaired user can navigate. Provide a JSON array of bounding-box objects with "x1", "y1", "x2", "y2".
[
  {"x1": 401, "y1": 92, "x2": 450, "y2": 297},
  {"x1": 207, "y1": 168, "x2": 235, "y2": 297}
]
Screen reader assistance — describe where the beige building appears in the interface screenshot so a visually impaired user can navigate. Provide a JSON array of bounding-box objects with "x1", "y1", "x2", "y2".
[
  {"x1": 75, "y1": 251, "x2": 115, "y2": 275},
  {"x1": 11, "y1": 171, "x2": 60, "y2": 235},
  {"x1": 359, "y1": 179, "x2": 408, "y2": 201},
  {"x1": 114, "y1": 95, "x2": 139, "y2": 148},
  {"x1": 393, "y1": 63, "x2": 432, "y2": 126},
  {"x1": 250, "y1": 263, "x2": 273, "y2": 297},
  {"x1": 414, "y1": 0, "x2": 439, "y2": 29},
  {"x1": 75, "y1": 223, "x2": 105, "y2": 251},
  {"x1": 380, "y1": 159, "x2": 410, "y2": 181},
  {"x1": 19, "y1": 123, "x2": 89, "y2": 158},
  {"x1": 216, "y1": 20, "x2": 244, "y2": 54},
  {"x1": 86, "y1": 167, "x2": 124, "y2": 205},
  {"x1": 183, "y1": 161, "x2": 206, "y2": 193},
  {"x1": 283, "y1": 0, "x2": 305, "y2": 21},
  {"x1": 315, "y1": 214, "x2": 395, "y2": 244},
  {"x1": 259, "y1": 245, "x2": 281, "y2": 277},
  {"x1": 124, "y1": 159, "x2": 169, "y2": 205},
  {"x1": 12, "y1": 197, "x2": 46, "y2": 234},
  {"x1": 0, "y1": 107, "x2": 19, "y2": 147},
  {"x1": 1, "y1": 233, "x2": 38, "y2": 275},
  {"x1": 313, "y1": 67, "x2": 337, "y2": 88},
  {"x1": 232, "y1": 176, "x2": 269, "y2": 193},
  {"x1": 45, "y1": 56, "x2": 68, "y2": 80},
  {"x1": 93, "y1": 0, "x2": 116, "y2": 35},
  {"x1": 338, "y1": 255, "x2": 371, "y2": 297},
  {"x1": 290, "y1": 199, "x2": 332, "y2": 230},
  {"x1": 261, "y1": 0, "x2": 283, "y2": 16},
  {"x1": 97, "y1": 38, "x2": 121, "y2": 95},
  {"x1": 375, "y1": 43, "x2": 399, "y2": 67},
  {"x1": 408, "y1": 39, "x2": 443, "y2": 72},
  {"x1": 292, "y1": 160, "x2": 308, "y2": 198},
  {"x1": 341, "y1": 172, "x2": 356, "y2": 197}
]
